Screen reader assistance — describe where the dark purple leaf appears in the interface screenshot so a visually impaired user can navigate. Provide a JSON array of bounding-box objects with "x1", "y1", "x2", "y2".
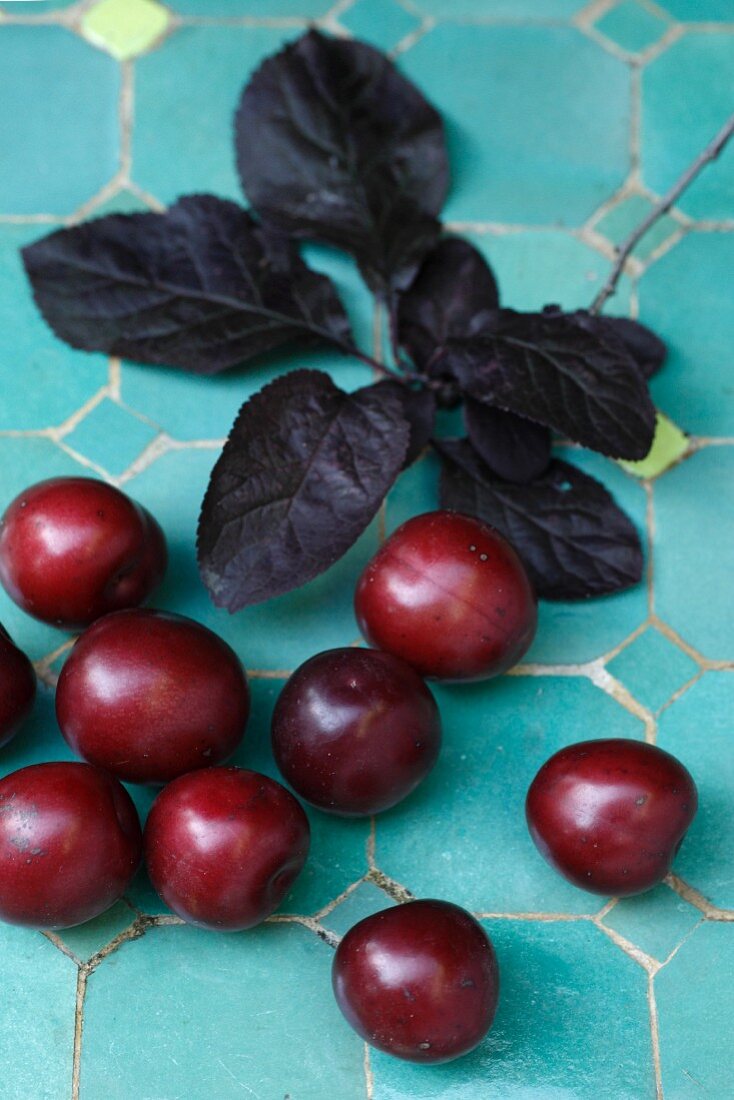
[
  {"x1": 464, "y1": 399, "x2": 551, "y2": 483},
  {"x1": 22, "y1": 195, "x2": 353, "y2": 375},
  {"x1": 197, "y1": 370, "x2": 410, "y2": 610},
  {"x1": 397, "y1": 237, "x2": 500, "y2": 368},
  {"x1": 437, "y1": 438, "x2": 643, "y2": 599},
  {"x1": 235, "y1": 30, "x2": 448, "y2": 297},
  {"x1": 581, "y1": 314, "x2": 666, "y2": 380},
  {"x1": 366, "y1": 380, "x2": 436, "y2": 467},
  {"x1": 444, "y1": 309, "x2": 656, "y2": 460}
]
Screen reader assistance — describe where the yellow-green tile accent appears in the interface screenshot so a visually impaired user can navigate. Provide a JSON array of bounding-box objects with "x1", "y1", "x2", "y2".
[
  {"x1": 619, "y1": 411, "x2": 689, "y2": 479},
  {"x1": 82, "y1": 0, "x2": 170, "y2": 61}
]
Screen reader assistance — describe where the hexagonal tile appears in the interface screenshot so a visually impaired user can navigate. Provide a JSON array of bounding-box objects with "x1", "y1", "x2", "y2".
[
  {"x1": 642, "y1": 33, "x2": 734, "y2": 221},
  {"x1": 56, "y1": 900, "x2": 138, "y2": 962},
  {"x1": 375, "y1": 674, "x2": 645, "y2": 914},
  {"x1": 133, "y1": 24, "x2": 291, "y2": 206},
  {"x1": 410, "y1": 0, "x2": 584, "y2": 15},
  {"x1": 654, "y1": 449, "x2": 734, "y2": 659},
  {"x1": 607, "y1": 626, "x2": 699, "y2": 712},
  {"x1": 371, "y1": 919, "x2": 653, "y2": 1098},
  {"x1": 82, "y1": 0, "x2": 170, "y2": 61},
  {"x1": 341, "y1": 0, "x2": 420, "y2": 54},
  {"x1": 473, "y1": 229, "x2": 632, "y2": 313},
  {"x1": 593, "y1": 193, "x2": 679, "y2": 261},
  {"x1": 63, "y1": 399, "x2": 159, "y2": 476},
  {"x1": 168, "y1": 0, "x2": 333, "y2": 12},
  {"x1": 0, "y1": 226, "x2": 109, "y2": 432},
  {"x1": 641, "y1": 232, "x2": 734, "y2": 437},
  {"x1": 401, "y1": 25, "x2": 630, "y2": 225},
  {"x1": 323, "y1": 881, "x2": 395, "y2": 937},
  {"x1": 80, "y1": 923, "x2": 365, "y2": 1100},
  {"x1": 0, "y1": 26, "x2": 119, "y2": 215},
  {"x1": 618, "y1": 412, "x2": 689, "y2": 480},
  {"x1": 657, "y1": 922, "x2": 734, "y2": 1098},
  {"x1": 0, "y1": 924, "x2": 77, "y2": 1099},
  {"x1": 594, "y1": 1, "x2": 669, "y2": 55},
  {"x1": 386, "y1": 447, "x2": 649, "y2": 666},
  {"x1": 658, "y1": 672, "x2": 734, "y2": 909},
  {"x1": 601, "y1": 883, "x2": 701, "y2": 963}
]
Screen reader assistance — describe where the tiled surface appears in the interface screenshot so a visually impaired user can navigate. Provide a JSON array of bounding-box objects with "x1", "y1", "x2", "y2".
[{"x1": 0, "y1": 2, "x2": 732, "y2": 1098}]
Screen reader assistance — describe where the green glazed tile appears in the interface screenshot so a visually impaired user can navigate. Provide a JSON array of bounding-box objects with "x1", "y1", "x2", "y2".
[
  {"x1": 642, "y1": 34, "x2": 734, "y2": 221},
  {"x1": 0, "y1": 683, "x2": 74, "y2": 777},
  {"x1": 370, "y1": 919, "x2": 653, "y2": 1098},
  {"x1": 654, "y1": 449, "x2": 734, "y2": 658},
  {"x1": 87, "y1": 187, "x2": 151, "y2": 217},
  {"x1": 401, "y1": 25, "x2": 630, "y2": 225},
  {"x1": 0, "y1": 925, "x2": 77, "y2": 1099},
  {"x1": 660, "y1": 0, "x2": 733, "y2": 18},
  {"x1": 641, "y1": 233, "x2": 734, "y2": 436},
  {"x1": 618, "y1": 413, "x2": 689, "y2": 480},
  {"x1": 0, "y1": 1, "x2": 77, "y2": 11},
  {"x1": 0, "y1": 27, "x2": 119, "y2": 215},
  {"x1": 411, "y1": 0, "x2": 585, "y2": 16},
  {"x1": 375, "y1": 675, "x2": 645, "y2": 913},
  {"x1": 607, "y1": 626, "x2": 698, "y2": 712},
  {"x1": 474, "y1": 230, "x2": 632, "y2": 313},
  {"x1": 323, "y1": 882, "x2": 396, "y2": 937},
  {"x1": 56, "y1": 900, "x2": 138, "y2": 962},
  {"x1": 82, "y1": 0, "x2": 170, "y2": 60},
  {"x1": 133, "y1": 25, "x2": 290, "y2": 205},
  {"x1": 341, "y1": 0, "x2": 419, "y2": 53},
  {"x1": 657, "y1": 922, "x2": 734, "y2": 1098},
  {"x1": 64, "y1": 399, "x2": 158, "y2": 476},
  {"x1": 0, "y1": 226, "x2": 109, "y2": 431},
  {"x1": 658, "y1": 672, "x2": 734, "y2": 909},
  {"x1": 594, "y1": 194, "x2": 679, "y2": 261},
  {"x1": 169, "y1": 0, "x2": 333, "y2": 13},
  {"x1": 594, "y1": 1, "x2": 668, "y2": 54},
  {"x1": 386, "y1": 448, "x2": 648, "y2": 665},
  {"x1": 602, "y1": 884, "x2": 700, "y2": 963},
  {"x1": 80, "y1": 923, "x2": 365, "y2": 1100}
]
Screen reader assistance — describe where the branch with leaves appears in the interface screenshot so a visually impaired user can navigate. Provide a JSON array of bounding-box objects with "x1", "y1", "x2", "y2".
[{"x1": 21, "y1": 32, "x2": 734, "y2": 611}]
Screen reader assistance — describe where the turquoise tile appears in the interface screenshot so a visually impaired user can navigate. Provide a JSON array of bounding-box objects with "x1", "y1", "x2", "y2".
[
  {"x1": 128, "y1": 444, "x2": 380, "y2": 671},
  {"x1": 133, "y1": 25, "x2": 290, "y2": 205},
  {"x1": 641, "y1": 233, "x2": 734, "y2": 436},
  {"x1": 472, "y1": 230, "x2": 632, "y2": 312},
  {"x1": 0, "y1": 27, "x2": 119, "y2": 215},
  {"x1": 594, "y1": 1, "x2": 668, "y2": 54},
  {"x1": 411, "y1": 0, "x2": 585, "y2": 16},
  {"x1": 341, "y1": 0, "x2": 420, "y2": 53},
  {"x1": 657, "y1": 923, "x2": 734, "y2": 1099},
  {"x1": 169, "y1": 0, "x2": 332, "y2": 12},
  {"x1": 64, "y1": 399, "x2": 158, "y2": 476},
  {"x1": 376, "y1": 675, "x2": 645, "y2": 914},
  {"x1": 654, "y1": 449, "x2": 734, "y2": 658},
  {"x1": 594, "y1": 193, "x2": 678, "y2": 261},
  {"x1": 658, "y1": 672, "x2": 734, "y2": 909},
  {"x1": 642, "y1": 34, "x2": 734, "y2": 221},
  {"x1": 0, "y1": 439, "x2": 92, "y2": 658},
  {"x1": 323, "y1": 882, "x2": 395, "y2": 937},
  {"x1": 0, "y1": 925, "x2": 77, "y2": 1099},
  {"x1": 0, "y1": 1, "x2": 77, "y2": 11},
  {"x1": 0, "y1": 225, "x2": 109, "y2": 431},
  {"x1": 660, "y1": 0, "x2": 734, "y2": 18},
  {"x1": 0, "y1": 682, "x2": 74, "y2": 776},
  {"x1": 601, "y1": 884, "x2": 701, "y2": 963},
  {"x1": 386, "y1": 448, "x2": 648, "y2": 665},
  {"x1": 607, "y1": 627, "x2": 699, "y2": 712},
  {"x1": 56, "y1": 901, "x2": 138, "y2": 962},
  {"x1": 401, "y1": 25, "x2": 630, "y2": 225},
  {"x1": 87, "y1": 187, "x2": 151, "y2": 217},
  {"x1": 80, "y1": 923, "x2": 365, "y2": 1100},
  {"x1": 371, "y1": 919, "x2": 653, "y2": 1099},
  {"x1": 121, "y1": 245, "x2": 374, "y2": 443}
]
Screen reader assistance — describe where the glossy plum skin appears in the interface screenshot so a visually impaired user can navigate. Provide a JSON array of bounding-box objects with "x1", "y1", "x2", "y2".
[
  {"x1": 332, "y1": 899, "x2": 499, "y2": 1063},
  {"x1": 271, "y1": 648, "x2": 441, "y2": 817},
  {"x1": 56, "y1": 609, "x2": 250, "y2": 785},
  {"x1": 0, "y1": 762, "x2": 142, "y2": 929},
  {"x1": 0, "y1": 625, "x2": 36, "y2": 749},
  {"x1": 144, "y1": 767, "x2": 310, "y2": 931},
  {"x1": 355, "y1": 511, "x2": 537, "y2": 682},
  {"x1": 526, "y1": 738, "x2": 698, "y2": 897},
  {"x1": 0, "y1": 477, "x2": 167, "y2": 630}
]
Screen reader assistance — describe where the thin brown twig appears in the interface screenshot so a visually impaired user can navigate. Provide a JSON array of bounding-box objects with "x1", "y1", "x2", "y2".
[{"x1": 590, "y1": 112, "x2": 734, "y2": 314}]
